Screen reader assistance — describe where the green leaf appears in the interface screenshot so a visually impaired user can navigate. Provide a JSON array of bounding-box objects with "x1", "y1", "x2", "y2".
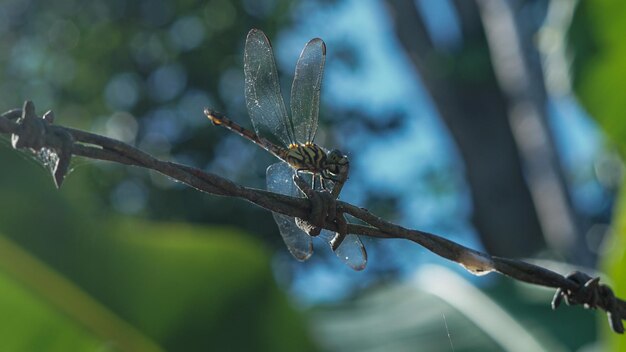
[
  {"x1": 0, "y1": 148, "x2": 314, "y2": 351},
  {"x1": 0, "y1": 234, "x2": 160, "y2": 352},
  {"x1": 570, "y1": 0, "x2": 626, "y2": 346},
  {"x1": 0, "y1": 221, "x2": 315, "y2": 351},
  {"x1": 570, "y1": 0, "x2": 626, "y2": 156}
]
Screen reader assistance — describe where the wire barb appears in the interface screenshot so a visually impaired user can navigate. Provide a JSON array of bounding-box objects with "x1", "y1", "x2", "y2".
[
  {"x1": 552, "y1": 271, "x2": 624, "y2": 334},
  {"x1": 8, "y1": 101, "x2": 74, "y2": 188}
]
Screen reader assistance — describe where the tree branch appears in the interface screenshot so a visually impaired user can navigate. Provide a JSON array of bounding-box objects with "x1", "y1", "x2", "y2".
[{"x1": 1, "y1": 101, "x2": 624, "y2": 334}]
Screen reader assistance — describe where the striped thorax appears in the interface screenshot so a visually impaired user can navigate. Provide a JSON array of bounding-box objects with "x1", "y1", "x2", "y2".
[
  {"x1": 285, "y1": 143, "x2": 349, "y2": 181},
  {"x1": 286, "y1": 143, "x2": 324, "y2": 171}
]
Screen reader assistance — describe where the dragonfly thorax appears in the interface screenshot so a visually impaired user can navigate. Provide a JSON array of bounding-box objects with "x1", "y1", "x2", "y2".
[{"x1": 285, "y1": 144, "x2": 349, "y2": 181}]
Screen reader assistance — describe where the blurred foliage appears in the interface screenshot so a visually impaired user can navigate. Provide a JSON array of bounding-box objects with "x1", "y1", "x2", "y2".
[
  {"x1": 0, "y1": 146, "x2": 314, "y2": 351},
  {"x1": 0, "y1": 0, "x2": 416, "y2": 280},
  {"x1": 483, "y1": 277, "x2": 596, "y2": 350},
  {"x1": 603, "y1": 192, "x2": 626, "y2": 350},
  {"x1": 0, "y1": 0, "x2": 299, "y2": 246},
  {"x1": 0, "y1": 234, "x2": 159, "y2": 352},
  {"x1": 569, "y1": 0, "x2": 626, "y2": 157},
  {"x1": 0, "y1": 263, "x2": 104, "y2": 351},
  {"x1": 311, "y1": 267, "x2": 597, "y2": 351},
  {"x1": 569, "y1": 0, "x2": 626, "y2": 349},
  {"x1": 0, "y1": 1, "x2": 354, "y2": 349}
]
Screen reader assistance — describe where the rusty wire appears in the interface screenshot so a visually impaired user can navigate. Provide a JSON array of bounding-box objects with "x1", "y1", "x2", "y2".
[{"x1": 1, "y1": 100, "x2": 624, "y2": 334}]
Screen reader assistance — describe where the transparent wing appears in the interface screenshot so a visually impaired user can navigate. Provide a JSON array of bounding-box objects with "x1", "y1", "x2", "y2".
[
  {"x1": 290, "y1": 38, "x2": 325, "y2": 144},
  {"x1": 244, "y1": 29, "x2": 294, "y2": 147},
  {"x1": 319, "y1": 231, "x2": 367, "y2": 271},
  {"x1": 266, "y1": 162, "x2": 312, "y2": 261}
]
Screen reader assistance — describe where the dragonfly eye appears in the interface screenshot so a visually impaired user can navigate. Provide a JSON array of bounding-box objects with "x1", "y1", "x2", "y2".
[
  {"x1": 327, "y1": 149, "x2": 348, "y2": 164},
  {"x1": 325, "y1": 149, "x2": 349, "y2": 178}
]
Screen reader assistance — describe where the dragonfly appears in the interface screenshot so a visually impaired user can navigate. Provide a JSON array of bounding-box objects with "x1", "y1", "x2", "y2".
[{"x1": 204, "y1": 29, "x2": 367, "y2": 271}]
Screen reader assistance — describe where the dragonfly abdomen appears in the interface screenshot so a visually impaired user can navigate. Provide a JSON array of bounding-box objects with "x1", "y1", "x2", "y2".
[{"x1": 204, "y1": 108, "x2": 288, "y2": 160}]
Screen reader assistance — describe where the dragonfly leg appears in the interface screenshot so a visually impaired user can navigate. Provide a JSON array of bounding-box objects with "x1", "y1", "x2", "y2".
[
  {"x1": 293, "y1": 172, "x2": 312, "y2": 196},
  {"x1": 321, "y1": 169, "x2": 347, "y2": 199},
  {"x1": 294, "y1": 169, "x2": 309, "y2": 194},
  {"x1": 293, "y1": 173, "x2": 322, "y2": 237},
  {"x1": 330, "y1": 215, "x2": 348, "y2": 251},
  {"x1": 318, "y1": 174, "x2": 327, "y2": 191},
  {"x1": 292, "y1": 173, "x2": 349, "y2": 250}
]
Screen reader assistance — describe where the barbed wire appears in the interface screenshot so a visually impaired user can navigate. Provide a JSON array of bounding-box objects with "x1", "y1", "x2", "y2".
[{"x1": 1, "y1": 100, "x2": 624, "y2": 334}]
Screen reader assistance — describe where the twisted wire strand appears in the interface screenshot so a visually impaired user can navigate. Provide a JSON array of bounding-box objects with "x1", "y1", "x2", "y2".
[{"x1": 1, "y1": 101, "x2": 624, "y2": 333}]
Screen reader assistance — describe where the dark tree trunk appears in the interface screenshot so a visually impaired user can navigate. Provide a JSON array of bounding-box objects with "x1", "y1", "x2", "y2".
[
  {"x1": 475, "y1": 0, "x2": 586, "y2": 262},
  {"x1": 385, "y1": 0, "x2": 549, "y2": 257}
]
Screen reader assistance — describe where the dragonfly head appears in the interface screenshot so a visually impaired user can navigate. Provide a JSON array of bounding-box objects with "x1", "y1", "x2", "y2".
[{"x1": 324, "y1": 149, "x2": 350, "y2": 181}]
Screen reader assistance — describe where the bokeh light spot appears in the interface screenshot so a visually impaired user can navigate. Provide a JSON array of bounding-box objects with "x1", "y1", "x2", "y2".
[
  {"x1": 105, "y1": 111, "x2": 138, "y2": 144},
  {"x1": 148, "y1": 64, "x2": 187, "y2": 102},
  {"x1": 105, "y1": 72, "x2": 142, "y2": 110},
  {"x1": 204, "y1": 0, "x2": 236, "y2": 30},
  {"x1": 169, "y1": 16, "x2": 205, "y2": 51},
  {"x1": 111, "y1": 180, "x2": 148, "y2": 214}
]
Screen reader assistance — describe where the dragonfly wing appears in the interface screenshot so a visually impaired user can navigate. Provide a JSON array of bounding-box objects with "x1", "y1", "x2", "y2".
[
  {"x1": 267, "y1": 162, "x2": 312, "y2": 261},
  {"x1": 320, "y1": 230, "x2": 367, "y2": 271},
  {"x1": 291, "y1": 38, "x2": 325, "y2": 143},
  {"x1": 244, "y1": 29, "x2": 294, "y2": 146}
]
